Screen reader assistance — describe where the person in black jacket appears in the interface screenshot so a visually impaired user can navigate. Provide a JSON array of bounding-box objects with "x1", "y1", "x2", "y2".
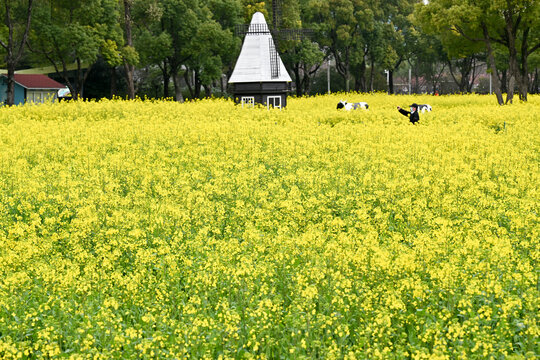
[{"x1": 397, "y1": 103, "x2": 419, "y2": 124}]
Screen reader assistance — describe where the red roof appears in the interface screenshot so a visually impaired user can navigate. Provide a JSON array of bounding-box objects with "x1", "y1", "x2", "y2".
[{"x1": 2, "y1": 74, "x2": 65, "y2": 89}]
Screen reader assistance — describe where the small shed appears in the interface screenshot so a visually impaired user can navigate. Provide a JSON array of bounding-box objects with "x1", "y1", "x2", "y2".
[
  {"x1": 0, "y1": 74, "x2": 65, "y2": 105},
  {"x1": 228, "y1": 12, "x2": 292, "y2": 109}
]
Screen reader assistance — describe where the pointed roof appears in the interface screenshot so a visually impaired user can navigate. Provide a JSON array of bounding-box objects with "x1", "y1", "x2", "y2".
[
  {"x1": 1, "y1": 74, "x2": 65, "y2": 89},
  {"x1": 229, "y1": 12, "x2": 292, "y2": 83}
]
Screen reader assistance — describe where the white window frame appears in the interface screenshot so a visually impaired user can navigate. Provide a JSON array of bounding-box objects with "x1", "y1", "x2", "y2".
[
  {"x1": 267, "y1": 96, "x2": 281, "y2": 110},
  {"x1": 241, "y1": 96, "x2": 255, "y2": 108}
]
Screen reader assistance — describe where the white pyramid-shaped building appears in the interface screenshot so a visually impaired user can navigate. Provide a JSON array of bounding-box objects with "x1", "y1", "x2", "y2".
[{"x1": 228, "y1": 12, "x2": 292, "y2": 108}]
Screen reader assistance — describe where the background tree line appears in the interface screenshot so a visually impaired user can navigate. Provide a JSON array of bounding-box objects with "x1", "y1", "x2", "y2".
[{"x1": 0, "y1": 0, "x2": 539, "y2": 105}]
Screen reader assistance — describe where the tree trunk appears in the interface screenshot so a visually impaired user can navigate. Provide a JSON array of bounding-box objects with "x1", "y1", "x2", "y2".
[
  {"x1": 388, "y1": 70, "x2": 394, "y2": 94},
  {"x1": 123, "y1": 0, "x2": 136, "y2": 99},
  {"x1": 459, "y1": 58, "x2": 473, "y2": 93},
  {"x1": 110, "y1": 66, "x2": 117, "y2": 98},
  {"x1": 6, "y1": 64, "x2": 15, "y2": 105},
  {"x1": 0, "y1": 0, "x2": 34, "y2": 106},
  {"x1": 124, "y1": 62, "x2": 136, "y2": 99},
  {"x1": 334, "y1": 49, "x2": 350, "y2": 92},
  {"x1": 369, "y1": 56, "x2": 375, "y2": 92},
  {"x1": 518, "y1": 27, "x2": 529, "y2": 101},
  {"x1": 183, "y1": 70, "x2": 193, "y2": 98},
  {"x1": 507, "y1": 73, "x2": 515, "y2": 104},
  {"x1": 500, "y1": 69, "x2": 507, "y2": 94},
  {"x1": 161, "y1": 62, "x2": 170, "y2": 98},
  {"x1": 194, "y1": 71, "x2": 201, "y2": 98},
  {"x1": 293, "y1": 66, "x2": 302, "y2": 96},
  {"x1": 172, "y1": 72, "x2": 184, "y2": 102},
  {"x1": 482, "y1": 23, "x2": 504, "y2": 105},
  {"x1": 203, "y1": 84, "x2": 212, "y2": 97},
  {"x1": 504, "y1": 12, "x2": 520, "y2": 104},
  {"x1": 303, "y1": 76, "x2": 311, "y2": 95},
  {"x1": 414, "y1": 70, "x2": 419, "y2": 94},
  {"x1": 467, "y1": 58, "x2": 477, "y2": 93},
  {"x1": 532, "y1": 68, "x2": 539, "y2": 94},
  {"x1": 354, "y1": 59, "x2": 366, "y2": 92},
  {"x1": 74, "y1": 58, "x2": 93, "y2": 99}
]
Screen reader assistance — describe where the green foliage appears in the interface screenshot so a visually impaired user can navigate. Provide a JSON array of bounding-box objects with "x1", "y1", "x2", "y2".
[
  {"x1": 100, "y1": 39, "x2": 123, "y2": 67},
  {"x1": 121, "y1": 45, "x2": 139, "y2": 67},
  {"x1": 29, "y1": 0, "x2": 121, "y2": 97},
  {"x1": 415, "y1": 0, "x2": 484, "y2": 59},
  {"x1": 135, "y1": 31, "x2": 173, "y2": 67},
  {"x1": 241, "y1": 0, "x2": 268, "y2": 21}
]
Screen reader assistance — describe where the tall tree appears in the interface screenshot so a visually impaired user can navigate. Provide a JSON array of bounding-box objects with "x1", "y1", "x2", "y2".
[
  {"x1": 159, "y1": 0, "x2": 200, "y2": 102},
  {"x1": 416, "y1": 0, "x2": 540, "y2": 104},
  {"x1": 274, "y1": 0, "x2": 324, "y2": 96},
  {"x1": 122, "y1": 0, "x2": 136, "y2": 99},
  {"x1": 368, "y1": 0, "x2": 417, "y2": 94},
  {"x1": 131, "y1": 0, "x2": 173, "y2": 98},
  {"x1": 30, "y1": 0, "x2": 120, "y2": 100},
  {"x1": 0, "y1": 0, "x2": 34, "y2": 106},
  {"x1": 156, "y1": 0, "x2": 240, "y2": 101},
  {"x1": 309, "y1": 0, "x2": 358, "y2": 92},
  {"x1": 310, "y1": 0, "x2": 419, "y2": 93},
  {"x1": 514, "y1": 0, "x2": 540, "y2": 101}
]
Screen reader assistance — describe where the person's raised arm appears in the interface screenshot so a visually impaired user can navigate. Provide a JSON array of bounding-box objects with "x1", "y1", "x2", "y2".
[{"x1": 397, "y1": 106, "x2": 410, "y2": 117}]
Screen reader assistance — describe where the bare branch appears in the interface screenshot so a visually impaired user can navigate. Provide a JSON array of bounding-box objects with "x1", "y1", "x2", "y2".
[
  {"x1": 0, "y1": 38, "x2": 8, "y2": 51},
  {"x1": 5, "y1": 0, "x2": 13, "y2": 56},
  {"x1": 528, "y1": 42, "x2": 540, "y2": 56},
  {"x1": 451, "y1": 25, "x2": 483, "y2": 43},
  {"x1": 15, "y1": 0, "x2": 35, "y2": 63}
]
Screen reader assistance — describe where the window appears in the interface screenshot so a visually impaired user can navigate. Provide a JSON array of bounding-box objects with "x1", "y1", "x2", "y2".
[
  {"x1": 241, "y1": 96, "x2": 255, "y2": 108},
  {"x1": 27, "y1": 91, "x2": 43, "y2": 104},
  {"x1": 267, "y1": 96, "x2": 281, "y2": 109}
]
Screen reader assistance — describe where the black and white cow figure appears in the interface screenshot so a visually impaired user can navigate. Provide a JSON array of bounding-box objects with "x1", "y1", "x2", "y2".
[
  {"x1": 337, "y1": 100, "x2": 369, "y2": 110},
  {"x1": 415, "y1": 104, "x2": 432, "y2": 113}
]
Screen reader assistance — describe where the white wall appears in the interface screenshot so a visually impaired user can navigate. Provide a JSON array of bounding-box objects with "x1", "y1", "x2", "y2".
[{"x1": 26, "y1": 90, "x2": 58, "y2": 104}]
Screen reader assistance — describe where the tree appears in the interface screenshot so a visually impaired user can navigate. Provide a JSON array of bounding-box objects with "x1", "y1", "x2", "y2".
[
  {"x1": 282, "y1": 40, "x2": 324, "y2": 96},
  {"x1": 309, "y1": 0, "x2": 420, "y2": 94},
  {"x1": 159, "y1": 0, "x2": 202, "y2": 102},
  {"x1": 273, "y1": 0, "x2": 324, "y2": 96},
  {"x1": 185, "y1": 19, "x2": 237, "y2": 98},
  {"x1": 131, "y1": 0, "x2": 173, "y2": 98},
  {"x1": 367, "y1": 0, "x2": 417, "y2": 94},
  {"x1": 515, "y1": 0, "x2": 540, "y2": 101},
  {"x1": 198, "y1": 0, "x2": 241, "y2": 97},
  {"x1": 409, "y1": 30, "x2": 449, "y2": 93},
  {"x1": 146, "y1": 0, "x2": 240, "y2": 101},
  {"x1": 0, "y1": 0, "x2": 34, "y2": 106},
  {"x1": 30, "y1": 0, "x2": 120, "y2": 100},
  {"x1": 309, "y1": 0, "x2": 359, "y2": 92},
  {"x1": 122, "y1": 0, "x2": 136, "y2": 99},
  {"x1": 416, "y1": 0, "x2": 540, "y2": 104}
]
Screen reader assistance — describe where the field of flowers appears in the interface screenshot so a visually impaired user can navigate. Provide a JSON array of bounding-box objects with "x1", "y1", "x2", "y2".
[{"x1": 0, "y1": 93, "x2": 538, "y2": 359}]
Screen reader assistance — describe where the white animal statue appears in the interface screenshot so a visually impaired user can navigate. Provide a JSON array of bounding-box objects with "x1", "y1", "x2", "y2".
[
  {"x1": 337, "y1": 100, "x2": 369, "y2": 110},
  {"x1": 416, "y1": 104, "x2": 432, "y2": 113}
]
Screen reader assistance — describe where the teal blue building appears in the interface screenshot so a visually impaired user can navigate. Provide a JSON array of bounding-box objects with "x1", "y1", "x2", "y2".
[{"x1": 0, "y1": 74, "x2": 65, "y2": 105}]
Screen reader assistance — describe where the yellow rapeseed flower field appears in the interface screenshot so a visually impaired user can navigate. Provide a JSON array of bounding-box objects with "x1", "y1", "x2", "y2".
[{"x1": 0, "y1": 94, "x2": 538, "y2": 359}]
